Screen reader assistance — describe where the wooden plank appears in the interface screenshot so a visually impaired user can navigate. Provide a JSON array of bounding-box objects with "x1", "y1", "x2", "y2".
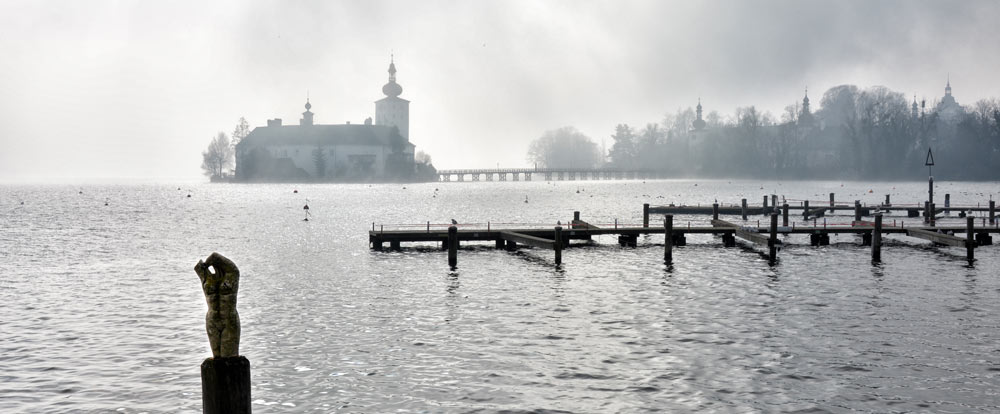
[
  {"x1": 906, "y1": 228, "x2": 967, "y2": 247},
  {"x1": 712, "y1": 219, "x2": 770, "y2": 246},
  {"x1": 806, "y1": 207, "x2": 827, "y2": 218},
  {"x1": 499, "y1": 231, "x2": 555, "y2": 250}
]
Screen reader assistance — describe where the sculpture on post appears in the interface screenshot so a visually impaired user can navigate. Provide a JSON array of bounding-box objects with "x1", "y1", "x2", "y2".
[{"x1": 194, "y1": 252, "x2": 241, "y2": 358}]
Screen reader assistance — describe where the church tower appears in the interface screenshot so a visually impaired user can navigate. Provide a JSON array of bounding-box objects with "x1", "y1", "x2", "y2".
[
  {"x1": 300, "y1": 98, "x2": 314, "y2": 126},
  {"x1": 692, "y1": 98, "x2": 707, "y2": 130},
  {"x1": 912, "y1": 95, "x2": 919, "y2": 119},
  {"x1": 798, "y1": 88, "x2": 814, "y2": 126},
  {"x1": 375, "y1": 56, "x2": 410, "y2": 139}
]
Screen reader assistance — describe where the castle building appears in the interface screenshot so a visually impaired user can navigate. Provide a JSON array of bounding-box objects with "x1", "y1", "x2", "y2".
[
  {"x1": 234, "y1": 59, "x2": 418, "y2": 182},
  {"x1": 934, "y1": 76, "x2": 965, "y2": 123}
]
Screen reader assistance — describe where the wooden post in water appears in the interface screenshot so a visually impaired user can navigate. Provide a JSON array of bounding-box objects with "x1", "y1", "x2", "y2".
[
  {"x1": 574, "y1": 211, "x2": 580, "y2": 222},
  {"x1": 830, "y1": 192, "x2": 835, "y2": 207},
  {"x1": 885, "y1": 194, "x2": 891, "y2": 206},
  {"x1": 643, "y1": 203, "x2": 650, "y2": 228},
  {"x1": 741, "y1": 198, "x2": 748, "y2": 220},
  {"x1": 782, "y1": 203, "x2": 789, "y2": 227},
  {"x1": 664, "y1": 215, "x2": 673, "y2": 264},
  {"x1": 763, "y1": 195, "x2": 769, "y2": 214},
  {"x1": 803, "y1": 200, "x2": 810, "y2": 219},
  {"x1": 712, "y1": 203, "x2": 719, "y2": 220},
  {"x1": 929, "y1": 202, "x2": 935, "y2": 226},
  {"x1": 924, "y1": 201, "x2": 930, "y2": 224},
  {"x1": 448, "y1": 225, "x2": 458, "y2": 268},
  {"x1": 990, "y1": 200, "x2": 996, "y2": 224},
  {"x1": 554, "y1": 226, "x2": 563, "y2": 265},
  {"x1": 768, "y1": 213, "x2": 778, "y2": 263},
  {"x1": 771, "y1": 195, "x2": 778, "y2": 213},
  {"x1": 872, "y1": 213, "x2": 882, "y2": 262},
  {"x1": 967, "y1": 216, "x2": 975, "y2": 262},
  {"x1": 854, "y1": 200, "x2": 862, "y2": 222}
]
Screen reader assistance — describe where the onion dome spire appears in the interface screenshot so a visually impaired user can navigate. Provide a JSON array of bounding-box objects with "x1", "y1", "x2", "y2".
[{"x1": 382, "y1": 55, "x2": 403, "y2": 98}]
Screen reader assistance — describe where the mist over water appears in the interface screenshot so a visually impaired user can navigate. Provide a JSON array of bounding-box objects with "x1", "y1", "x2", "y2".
[{"x1": 2, "y1": 180, "x2": 999, "y2": 413}]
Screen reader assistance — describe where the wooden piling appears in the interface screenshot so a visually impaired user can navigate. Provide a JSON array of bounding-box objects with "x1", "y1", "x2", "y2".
[
  {"x1": 924, "y1": 201, "x2": 930, "y2": 224},
  {"x1": 202, "y1": 356, "x2": 251, "y2": 414},
  {"x1": 929, "y1": 202, "x2": 935, "y2": 226},
  {"x1": 643, "y1": 203, "x2": 650, "y2": 228},
  {"x1": 854, "y1": 200, "x2": 861, "y2": 222},
  {"x1": 448, "y1": 225, "x2": 458, "y2": 268},
  {"x1": 830, "y1": 192, "x2": 835, "y2": 207},
  {"x1": 574, "y1": 211, "x2": 580, "y2": 221},
  {"x1": 872, "y1": 213, "x2": 882, "y2": 262},
  {"x1": 664, "y1": 214, "x2": 673, "y2": 264},
  {"x1": 945, "y1": 194, "x2": 950, "y2": 213},
  {"x1": 771, "y1": 195, "x2": 778, "y2": 213},
  {"x1": 713, "y1": 203, "x2": 719, "y2": 220},
  {"x1": 990, "y1": 200, "x2": 995, "y2": 224},
  {"x1": 554, "y1": 226, "x2": 563, "y2": 265},
  {"x1": 495, "y1": 239, "x2": 505, "y2": 249},
  {"x1": 782, "y1": 203, "x2": 789, "y2": 227},
  {"x1": 803, "y1": 200, "x2": 809, "y2": 219},
  {"x1": 741, "y1": 198, "x2": 748, "y2": 220},
  {"x1": 885, "y1": 194, "x2": 891, "y2": 206},
  {"x1": 769, "y1": 213, "x2": 778, "y2": 262},
  {"x1": 763, "y1": 195, "x2": 769, "y2": 214},
  {"x1": 967, "y1": 216, "x2": 975, "y2": 262}
]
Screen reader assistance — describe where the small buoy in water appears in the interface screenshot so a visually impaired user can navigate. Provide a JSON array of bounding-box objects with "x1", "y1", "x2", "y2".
[
  {"x1": 79, "y1": 191, "x2": 83, "y2": 195},
  {"x1": 303, "y1": 217, "x2": 309, "y2": 221},
  {"x1": 524, "y1": 195, "x2": 529, "y2": 203},
  {"x1": 293, "y1": 189, "x2": 298, "y2": 193},
  {"x1": 868, "y1": 189, "x2": 873, "y2": 193},
  {"x1": 177, "y1": 187, "x2": 181, "y2": 190},
  {"x1": 694, "y1": 183, "x2": 698, "y2": 186},
  {"x1": 186, "y1": 194, "x2": 191, "y2": 198},
  {"x1": 303, "y1": 204, "x2": 309, "y2": 210},
  {"x1": 21, "y1": 201, "x2": 25, "y2": 205}
]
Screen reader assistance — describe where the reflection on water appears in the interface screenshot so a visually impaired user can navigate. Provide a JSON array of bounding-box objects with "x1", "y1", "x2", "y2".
[{"x1": 1, "y1": 180, "x2": 999, "y2": 413}]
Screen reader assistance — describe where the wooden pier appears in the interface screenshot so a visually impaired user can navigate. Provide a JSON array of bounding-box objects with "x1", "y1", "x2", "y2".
[
  {"x1": 436, "y1": 167, "x2": 660, "y2": 182},
  {"x1": 370, "y1": 200, "x2": 998, "y2": 267}
]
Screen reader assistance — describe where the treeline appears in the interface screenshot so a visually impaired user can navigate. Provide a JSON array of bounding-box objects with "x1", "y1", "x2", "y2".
[{"x1": 528, "y1": 85, "x2": 1000, "y2": 180}]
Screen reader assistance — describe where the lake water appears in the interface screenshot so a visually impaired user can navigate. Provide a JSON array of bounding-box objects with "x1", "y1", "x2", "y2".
[{"x1": 2, "y1": 179, "x2": 1000, "y2": 413}]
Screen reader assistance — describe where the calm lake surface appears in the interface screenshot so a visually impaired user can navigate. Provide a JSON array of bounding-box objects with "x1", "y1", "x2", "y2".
[{"x1": 2, "y1": 179, "x2": 1000, "y2": 413}]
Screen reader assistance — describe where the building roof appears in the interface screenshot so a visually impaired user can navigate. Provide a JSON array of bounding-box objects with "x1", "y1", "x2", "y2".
[{"x1": 238, "y1": 124, "x2": 414, "y2": 149}]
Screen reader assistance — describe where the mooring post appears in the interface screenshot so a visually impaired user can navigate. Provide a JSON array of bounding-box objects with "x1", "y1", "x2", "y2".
[
  {"x1": 427, "y1": 221, "x2": 430, "y2": 233},
  {"x1": 771, "y1": 195, "x2": 778, "y2": 212},
  {"x1": 643, "y1": 203, "x2": 650, "y2": 228},
  {"x1": 712, "y1": 203, "x2": 719, "y2": 221},
  {"x1": 872, "y1": 213, "x2": 882, "y2": 262},
  {"x1": 966, "y1": 216, "x2": 975, "y2": 263},
  {"x1": 664, "y1": 214, "x2": 673, "y2": 264},
  {"x1": 990, "y1": 200, "x2": 996, "y2": 224},
  {"x1": 803, "y1": 200, "x2": 810, "y2": 219},
  {"x1": 195, "y1": 253, "x2": 251, "y2": 414},
  {"x1": 554, "y1": 226, "x2": 563, "y2": 265},
  {"x1": 924, "y1": 201, "x2": 930, "y2": 224},
  {"x1": 769, "y1": 212, "x2": 778, "y2": 263},
  {"x1": 574, "y1": 211, "x2": 580, "y2": 222},
  {"x1": 854, "y1": 200, "x2": 861, "y2": 222},
  {"x1": 448, "y1": 225, "x2": 458, "y2": 268},
  {"x1": 782, "y1": 203, "x2": 789, "y2": 227},
  {"x1": 741, "y1": 198, "x2": 748, "y2": 220},
  {"x1": 830, "y1": 192, "x2": 835, "y2": 207},
  {"x1": 763, "y1": 195, "x2": 769, "y2": 214},
  {"x1": 929, "y1": 202, "x2": 936, "y2": 226},
  {"x1": 945, "y1": 194, "x2": 951, "y2": 215},
  {"x1": 885, "y1": 194, "x2": 891, "y2": 206}
]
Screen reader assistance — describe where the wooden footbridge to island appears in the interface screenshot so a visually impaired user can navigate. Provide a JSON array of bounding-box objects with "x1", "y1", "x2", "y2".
[{"x1": 369, "y1": 193, "x2": 998, "y2": 268}]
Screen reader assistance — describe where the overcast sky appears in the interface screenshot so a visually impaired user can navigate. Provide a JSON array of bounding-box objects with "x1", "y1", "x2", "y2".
[{"x1": 1, "y1": 0, "x2": 998, "y2": 182}]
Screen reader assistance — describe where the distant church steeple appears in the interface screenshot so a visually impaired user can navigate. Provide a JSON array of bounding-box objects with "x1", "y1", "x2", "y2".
[
  {"x1": 375, "y1": 55, "x2": 410, "y2": 139},
  {"x1": 945, "y1": 74, "x2": 952, "y2": 96},
  {"x1": 300, "y1": 94, "x2": 314, "y2": 126},
  {"x1": 692, "y1": 98, "x2": 706, "y2": 130},
  {"x1": 912, "y1": 95, "x2": 919, "y2": 119},
  {"x1": 798, "y1": 88, "x2": 814, "y2": 126}
]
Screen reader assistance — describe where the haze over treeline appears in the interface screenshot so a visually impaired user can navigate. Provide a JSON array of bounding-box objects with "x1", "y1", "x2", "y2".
[
  {"x1": 528, "y1": 83, "x2": 1000, "y2": 180},
  {"x1": 2, "y1": 0, "x2": 1000, "y2": 182}
]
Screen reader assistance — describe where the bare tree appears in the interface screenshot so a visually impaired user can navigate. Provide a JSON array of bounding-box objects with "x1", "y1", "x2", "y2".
[
  {"x1": 527, "y1": 126, "x2": 602, "y2": 169},
  {"x1": 231, "y1": 117, "x2": 250, "y2": 149},
  {"x1": 201, "y1": 132, "x2": 234, "y2": 178}
]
